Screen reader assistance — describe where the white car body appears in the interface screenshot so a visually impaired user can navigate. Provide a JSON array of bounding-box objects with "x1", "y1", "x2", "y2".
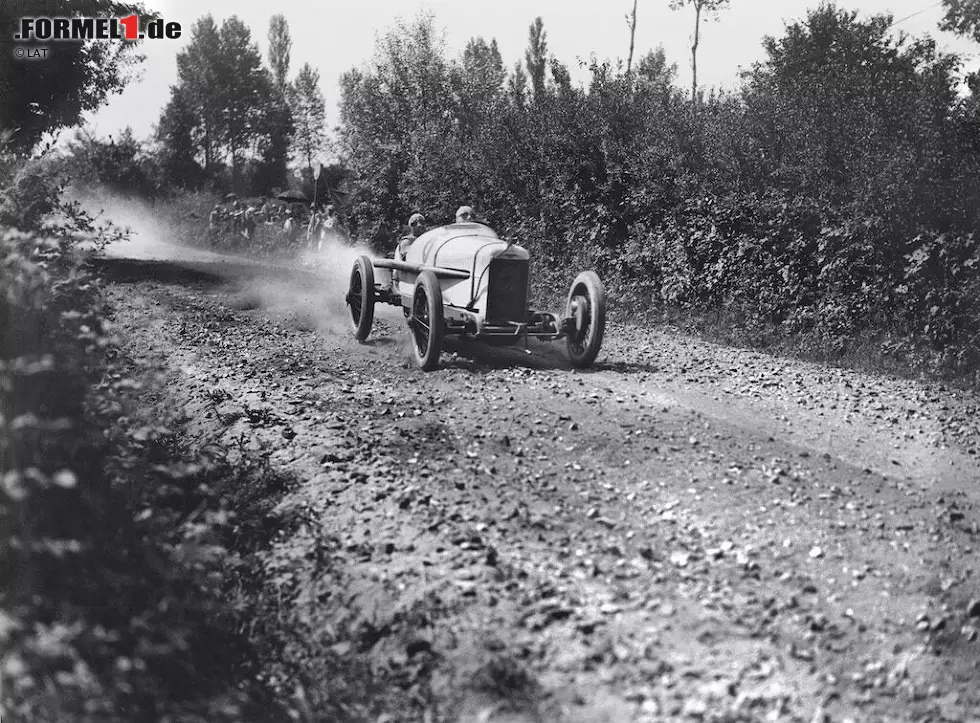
[{"x1": 346, "y1": 221, "x2": 606, "y2": 370}]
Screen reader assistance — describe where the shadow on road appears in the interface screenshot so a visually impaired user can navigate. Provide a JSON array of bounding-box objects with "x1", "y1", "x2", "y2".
[
  {"x1": 88, "y1": 254, "x2": 329, "y2": 291},
  {"x1": 89, "y1": 257, "x2": 230, "y2": 288}
]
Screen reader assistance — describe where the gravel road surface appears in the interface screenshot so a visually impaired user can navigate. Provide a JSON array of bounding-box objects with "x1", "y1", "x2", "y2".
[{"x1": 95, "y1": 239, "x2": 980, "y2": 722}]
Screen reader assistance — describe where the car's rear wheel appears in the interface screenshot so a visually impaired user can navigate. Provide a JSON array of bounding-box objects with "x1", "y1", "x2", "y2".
[
  {"x1": 347, "y1": 255, "x2": 375, "y2": 341},
  {"x1": 409, "y1": 271, "x2": 444, "y2": 371},
  {"x1": 565, "y1": 271, "x2": 606, "y2": 368}
]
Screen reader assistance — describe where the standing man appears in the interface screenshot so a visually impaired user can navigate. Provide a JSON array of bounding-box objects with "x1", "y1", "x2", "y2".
[
  {"x1": 243, "y1": 205, "x2": 257, "y2": 241},
  {"x1": 319, "y1": 205, "x2": 339, "y2": 252},
  {"x1": 306, "y1": 203, "x2": 321, "y2": 255},
  {"x1": 208, "y1": 204, "x2": 222, "y2": 232}
]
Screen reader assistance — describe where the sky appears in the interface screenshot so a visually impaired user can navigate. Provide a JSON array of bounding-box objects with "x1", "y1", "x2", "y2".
[{"x1": 84, "y1": 0, "x2": 980, "y2": 146}]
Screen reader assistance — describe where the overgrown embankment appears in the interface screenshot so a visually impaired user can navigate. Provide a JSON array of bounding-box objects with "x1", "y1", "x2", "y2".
[{"x1": 0, "y1": 155, "x2": 293, "y2": 721}]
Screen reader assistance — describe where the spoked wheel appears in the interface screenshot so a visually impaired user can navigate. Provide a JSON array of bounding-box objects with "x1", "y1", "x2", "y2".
[
  {"x1": 347, "y1": 255, "x2": 375, "y2": 341},
  {"x1": 408, "y1": 271, "x2": 444, "y2": 371},
  {"x1": 565, "y1": 271, "x2": 606, "y2": 368}
]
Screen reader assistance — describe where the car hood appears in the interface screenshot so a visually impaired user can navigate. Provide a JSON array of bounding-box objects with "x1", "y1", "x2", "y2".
[{"x1": 407, "y1": 223, "x2": 529, "y2": 273}]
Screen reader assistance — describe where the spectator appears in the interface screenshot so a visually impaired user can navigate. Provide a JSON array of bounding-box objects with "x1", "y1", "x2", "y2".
[
  {"x1": 319, "y1": 205, "x2": 340, "y2": 252},
  {"x1": 231, "y1": 199, "x2": 244, "y2": 236},
  {"x1": 284, "y1": 206, "x2": 301, "y2": 242},
  {"x1": 242, "y1": 205, "x2": 257, "y2": 240},
  {"x1": 306, "y1": 203, "x2": 321, "y2": 252}
]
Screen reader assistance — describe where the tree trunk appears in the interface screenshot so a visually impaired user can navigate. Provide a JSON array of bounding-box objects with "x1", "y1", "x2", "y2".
[
  {"x1": 204, "y1": 120, "x2": 212, "y2": 172},
  {"x1": 231, "y1": 138, "x2": 239, "y2": 190},
  {"x1": 626, "y1": 0, "x2": 638, "y2": 76},
  {"x1": 691, "y1": 1, "x2": 701, "y2": 106},
  {"x1": 305, "y1": 125, "x2": 313, "y2": 176}
]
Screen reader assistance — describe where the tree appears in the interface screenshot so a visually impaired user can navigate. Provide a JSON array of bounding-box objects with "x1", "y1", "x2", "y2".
[
  {"x1": 742, "y1": 5, "x2": 965, "y2": 230},
  {"x1": 508, "y1": 61, "x2": 529, "y2": 107},
  {"x1": 290, "y1": 63, "x2": 327, "y2": 174},
  {"x1": 174, "y1": 15, "x2": 287, "y2": 190},
  {"x1": 457, "y1": 37, "x2": 506, "y2": 132},
  {"x1": 636, "y1": 46, "x2": 677, "y2": 87},
  {"x1": 940, "y1": 0, "x2": 980, "y2": 42},
  {"x1": 254, "y1": 96, "x2": 293, "y2": 192},
  {"x1": 176, "y1": 15, "x2": 223, "y2": 172},
  {"x1": 268, "y1": 14, "x2": 292, "y2": 92},
  {"x1": 668, "y1": 0, "x2": 731, "y2": 104},
  {"x1": 0, "y1": 0, "x2": 150, "y2": 151},
  {"x1": 525, "y1": 17, "x2": 549, "y2": 102},
  {"x1": 215, "y1": 17, "x2": 273, "y2": 187},
  {"x1": 338, "y1": 14, "x2": 457, "y2": 243},
  {"x1": 462, "y1": 38, "x2": 506, "y2": 98},
  {"x1": 156, "y1": 85, "x2": 204, "y2": 188},
  {"x1": 68, "y1": 127, "x2": 155, "y2": 197},
  {"x1": 257, "y1": 15, "x2": 294, "y2": 191}
]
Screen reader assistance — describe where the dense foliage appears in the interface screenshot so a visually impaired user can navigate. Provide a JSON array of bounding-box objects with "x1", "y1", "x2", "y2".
[
  {"x1": 337, "y1": 7, "x2": 980, "y2": 380},
  {"x1": 0, "y1": 1, "x2": 151, "y2": 151},
  {"x1": 0, "y1": 153, "x2": 289, "y2": 719}
]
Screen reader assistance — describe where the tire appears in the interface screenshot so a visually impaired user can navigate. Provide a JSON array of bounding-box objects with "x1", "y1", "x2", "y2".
[
  {"x1": 565, "y1": 271, "x2": 606, "y2": 368},
  {"x1": 409, "y1": 271, "x2": 444, "y2": 371},
  {"x1": 348, "y1": 255, "x2": 375, "y2": 341}
]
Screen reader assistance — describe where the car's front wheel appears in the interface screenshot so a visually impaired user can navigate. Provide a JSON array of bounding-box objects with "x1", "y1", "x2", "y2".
[
  {"x1": 347, "y1": 255, "x2": 375, "y2": 341},
  {"x1": 565, "y1": 271, "x2": 606, "y2": 368},
  {"x1": 409, "y1": 271, "x2": 444, "y2": 371}
]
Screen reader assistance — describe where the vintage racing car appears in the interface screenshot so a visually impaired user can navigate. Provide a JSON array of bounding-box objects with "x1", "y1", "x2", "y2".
[{"x1": 344, "y1": 221, "x2": 606, "y2": 370}]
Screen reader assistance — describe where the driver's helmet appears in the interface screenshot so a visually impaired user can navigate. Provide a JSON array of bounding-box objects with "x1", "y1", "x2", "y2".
[
  {"x1": 408, "y1": 213, "x2": 426, "y2": 235},
  {"x1": 455, "y1": 206, "x2": 475, "y2": 223}
]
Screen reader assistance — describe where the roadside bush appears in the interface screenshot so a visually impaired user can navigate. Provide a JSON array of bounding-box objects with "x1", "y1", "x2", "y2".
[{"x1": 0, "y1": 151, "x2": 279, "y2": 720}]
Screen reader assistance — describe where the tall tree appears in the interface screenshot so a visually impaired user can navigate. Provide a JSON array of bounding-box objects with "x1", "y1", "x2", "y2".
[
  {"x1": 258, "y1": 14, "x2": 293, "y2": 190},
  {"x1": 525, "y1": 17, "x2": 549, "y2": 102},
  {"x1": 508, "y1": 61, "x2": 529, "y2": 108},
  {"x1": 215, "y1": 16, "x2": 273, "y2": 187},
  {"x1": 668, "y1": 0, "x2": 731, "y2": 105},
  {"x1": 268, "y1": 14, "x2": 292, "y2": 92},
  {"x1": 253, "y1": 100, "x2": 292, "y2": 192},
  {"x1": 0, "y1": 0, "x2": 150, "y2": 151},
  {"x1": 338, "y1": 14, "x2": 457, "y2": 243},
  {"x1": 155, "y1": 85, "x2": 204, "y2": 188},
  {"x1": 462, "y1": 38, "x2": 506, "y2": 96},
  {"x1": 459, "y1": 37, "x2": 506, "y2": 122},
  {"x1": 176, "y1": 15, "x2": 223, "y2": 172},
  {"x1": 290, "y1": 63, "x2": 327, "y2": 174}
]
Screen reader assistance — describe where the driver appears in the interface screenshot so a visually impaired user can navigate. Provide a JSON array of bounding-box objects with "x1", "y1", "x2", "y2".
[
  {"x1": 455, "y1": 205, "x2": 476, "y2": 223},
  {"x1": 391, "y1": 212, "x2": 427, "y2": 291},
  {"x1": 399, "y1": 212, "x2": 427, "y2": 259}
]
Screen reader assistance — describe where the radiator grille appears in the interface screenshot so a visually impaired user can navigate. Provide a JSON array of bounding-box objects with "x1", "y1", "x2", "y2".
[{"x1": 486, "y1": 259, "x2": 529, "y2": 323}]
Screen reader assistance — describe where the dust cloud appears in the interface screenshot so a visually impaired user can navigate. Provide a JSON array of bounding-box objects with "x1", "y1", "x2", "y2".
[{"x1": 75, "y1": 191, "x2": 406, "y2": 342}]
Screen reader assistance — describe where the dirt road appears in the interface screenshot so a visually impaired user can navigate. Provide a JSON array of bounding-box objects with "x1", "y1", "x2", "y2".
[{"x1": 95, "y1": 241, "x2": 980, "y2": 722}]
